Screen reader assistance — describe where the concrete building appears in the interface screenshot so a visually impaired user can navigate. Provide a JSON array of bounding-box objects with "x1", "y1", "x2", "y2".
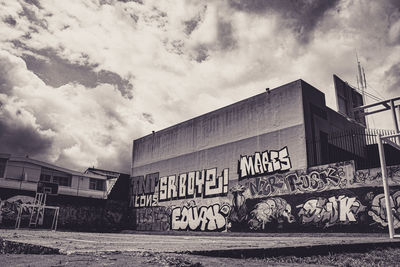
[{"x1": 130, "y1": 76, "x2": 400, "y2": 233}]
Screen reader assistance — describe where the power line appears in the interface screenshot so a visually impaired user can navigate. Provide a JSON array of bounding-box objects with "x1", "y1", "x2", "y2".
[
  {"x1": 348, "y1": 82, "x2": 382, "y2": 102},
  {"x1": 366, "y1": 82, "x2": 386, "y2": 100}
]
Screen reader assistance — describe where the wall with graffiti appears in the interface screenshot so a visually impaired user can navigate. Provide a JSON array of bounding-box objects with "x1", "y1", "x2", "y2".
[
  {"x1": 228, "y1": 160, "x2": 400, "y2": 232},
  {"x1": 0, "y1": 188, "x2": 128, "y2": 231},
  {"x1": 129, "y1": 143, "x2": 400, "y2": 233}
]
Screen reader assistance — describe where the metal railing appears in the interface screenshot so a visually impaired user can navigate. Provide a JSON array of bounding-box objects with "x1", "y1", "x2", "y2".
[{"x1": 307, "y1": 128, "x2": 399, "y2": 170}]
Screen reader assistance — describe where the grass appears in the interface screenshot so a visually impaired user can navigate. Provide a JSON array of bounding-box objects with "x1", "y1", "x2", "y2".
[{"x1": 259, "y1": 247, "x2": 400, "y2": 266}]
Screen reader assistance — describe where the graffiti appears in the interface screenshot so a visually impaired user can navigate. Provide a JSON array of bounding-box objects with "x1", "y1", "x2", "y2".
[
  {"x1": 248, "y1": 176, "x2": 285, "y2": 197},
  {"x1": 58, "y1": 205, "x2": 103, "y2": 228},
  {"x1": 171, "y1": 200, "x2": 230, "y2": 231},
  {"x1": 131, "y1": 172, "x2": 159, "y2": 195},
  {"x1": 244, "y1": 166, "x2": 347, "y2": 198},
  {"x1": 136, "y1": 206, "x2": 171, "y2": 231},
  {"x1": 131, "y1": 194, "x2": 158, "y2": 208},
  {"x1": 0, "y1": 195, "x2": 35, "y2": 224},
  {"x1": 297, "y1": 195, "x2": 366, "y2": 228},
  {"x1": 248, "y1": 198, "x2": 295, "y2": 230},
  {"x1": 159, "y1": 168, "x2": 229, "y2": 201},
  {"x1": 368, "y1": 191, "x2": 400, "y2": 229},
  {"x1": 130, "y1": 172, "x2": 159, "y2": 208},
  {"x1": 238, "y1": 147, "x2": 291, "y2": 179},
  {"x1": 353, "y1": 166, "x2": 400, "y2": 185},
  {"x1": 285, "y1": 167, "x2": 346, "y2": 193},
  {"x1": 103, "y1": 200, "x2": 126, "y2": 228},
  {"x1": 227, "y1": 184, "x2": 248, "y2": 230}
]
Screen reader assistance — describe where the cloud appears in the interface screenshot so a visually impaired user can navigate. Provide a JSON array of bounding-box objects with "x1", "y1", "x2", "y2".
[
  {"x1": 20, "y1": 49, "x2": 134, "y2": 99},
  {"x1": 0, "y1": 0, "x2": 399, "y2": 172},
  {"x1": 384, "y1": 62, "x2": 400, "y2": 94},
  {"x1": 229, "y1": 0, "x2": 340, "y2": 44},
  {"x1": 0, "y1": 49, "x2": 151, "y2": 172}
]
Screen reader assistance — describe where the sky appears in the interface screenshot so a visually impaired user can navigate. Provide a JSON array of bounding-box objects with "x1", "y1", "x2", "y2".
[{"x1": 0, "y1": 0, "x2": 400, "y2": 173}]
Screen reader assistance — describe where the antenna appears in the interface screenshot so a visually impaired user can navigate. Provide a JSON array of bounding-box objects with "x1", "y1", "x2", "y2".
[
  {"x1": 356, "y1": 52, "x2": 369, "y2": 128},
  {"x1": 356, "y1": 75, "x2": 360, "y2": 90}
]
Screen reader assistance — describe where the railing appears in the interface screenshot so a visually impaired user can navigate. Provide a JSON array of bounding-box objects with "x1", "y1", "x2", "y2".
[{"x1": 307, "y1": 128, "x2": 399, "y2": 170}]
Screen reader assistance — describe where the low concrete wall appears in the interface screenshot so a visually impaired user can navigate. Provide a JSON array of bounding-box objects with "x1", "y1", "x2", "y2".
[{"x1": 0, "y1": 189, "x2": 128, "y2": 232}]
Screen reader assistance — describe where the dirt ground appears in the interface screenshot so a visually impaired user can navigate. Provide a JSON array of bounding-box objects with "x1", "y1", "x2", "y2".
[
  {"x1": 0, "y1": 251, "x2": 322, "y2": 267},
  {"x1": 0, "y1": 229, "x2": 396, "y2": 254},
  {"x1": 1, "y1": 229, "x2": 399, "y2": 266}
]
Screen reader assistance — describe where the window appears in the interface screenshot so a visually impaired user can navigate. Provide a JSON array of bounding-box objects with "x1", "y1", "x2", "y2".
[
  {"x1": 6, "y1": 165, "x2": 23, "y2": 180},
  {"x1": 40, "y1": 167, "x2": 71, "y2": 187},
  {"x1": 89, "y1": 178, "x2": 104, "y2": 191},
  {"x1": 53, "y1": 175, "x2": 71, "y2": 186},
  {"x1": 40, "y1": 174, "x2": 51, "y2": 182}
]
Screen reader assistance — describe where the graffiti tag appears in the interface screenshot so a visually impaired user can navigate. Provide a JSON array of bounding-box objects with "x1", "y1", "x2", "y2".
[
  {"x1": 285, "y1": 168, "x2": 345, "y2": 193},
  {"x1": 159, "y1": 168, "x2": 229, "y2": 201},
  {"x1": 171, "y1": 201, "x2": 230, "y2": 231},
  {"x1": 297, "y1": 195, "x2": 366, "y2": 227},
  {"x1": 245, "y1": 166, "x2": 346, "y2": 198},
  {"x1": 136, "y1": 206, "x2": 171, "y2": 231},
  {"x1": 238, "y1": 147, "x2": 291, "y2": 179}
]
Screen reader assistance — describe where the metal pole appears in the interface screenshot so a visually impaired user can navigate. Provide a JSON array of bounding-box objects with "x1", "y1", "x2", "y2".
[
  {"x1": 398, "y1": 105, "x2": 400, "y2": 144},
  {"x1": 390, "y1": 100, "x2": 400, "y2": 144},
  {"x1": 377, "y1": 134, "x2": 395, "y2": 238}
]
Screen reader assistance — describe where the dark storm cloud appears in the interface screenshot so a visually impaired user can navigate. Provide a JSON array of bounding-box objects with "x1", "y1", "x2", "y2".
[
  {"x1": 0, "y1": 120, "x2": 53, "y2": 157},
  {"x1": 229, "y1": 0, "x2": 340, "y2": 43},
  {"x1": 17, "y1": 46, "x2": 134, "y2": 99}
]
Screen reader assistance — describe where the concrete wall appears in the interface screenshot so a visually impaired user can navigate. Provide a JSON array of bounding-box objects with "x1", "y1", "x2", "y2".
[
  {"x1": 130, "y1": 80, "x2": 310, "y2": 231},
  {"x1": 133, "y1": 80, "x2": 307, "y2": 171}
]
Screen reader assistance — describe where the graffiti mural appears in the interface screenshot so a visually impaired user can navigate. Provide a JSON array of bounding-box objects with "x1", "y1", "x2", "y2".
[
  {"x1": 136, "y1": 206, "x2": 171, "y2": 231},
  {"x1": 297, "y1": 195, "x2": 366, "y2": 228},
  {"x1": 238, "y1": 147, "x2": 292, "y2": 179},
  {"x1": 248, "y1": 198, "x2": 295, "y2": 230},
  {"x1": 243, "y1": 162, "x2": 350, "y2": 199},
  {"x1": 171, "y1": 200, "x2": 230, "y2": 231},
  {"x1": 129, "y1": 161, "x2": 400, "y2": 232},
  {"x1": 368, "y1": 190, "x2": 400, "y2": 229}
]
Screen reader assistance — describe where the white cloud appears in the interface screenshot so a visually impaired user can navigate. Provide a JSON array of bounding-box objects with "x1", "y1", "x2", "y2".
[{"x1": 0, "y1": 0, "x2": 400, "y2": 171}]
